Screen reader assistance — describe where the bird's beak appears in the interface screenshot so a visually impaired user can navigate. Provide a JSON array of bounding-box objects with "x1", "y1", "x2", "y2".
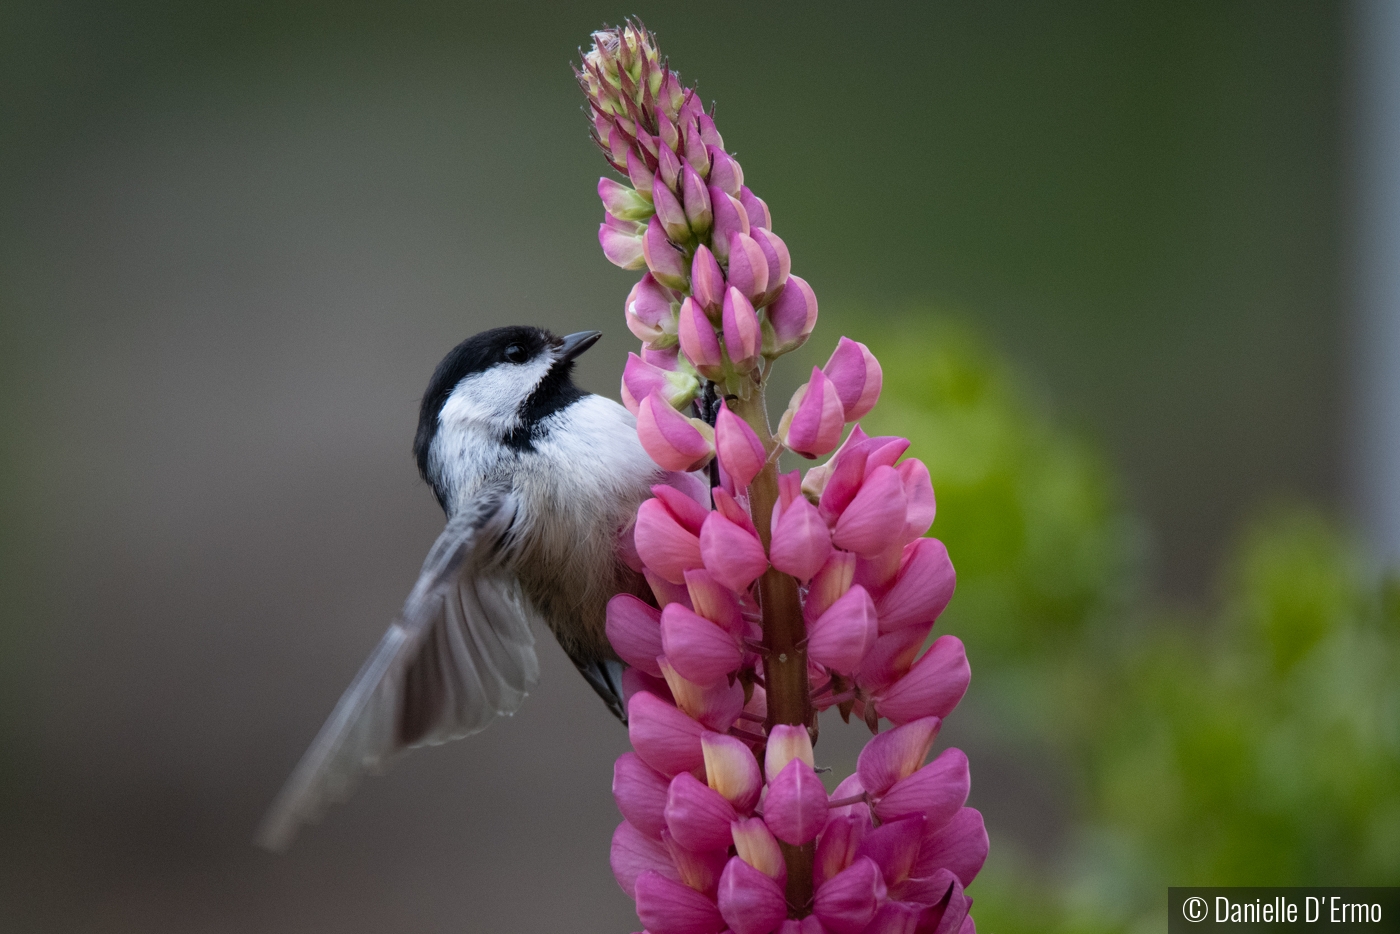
[{"x1": 558, "y1": 330, "x2": 603, "y2": 362}]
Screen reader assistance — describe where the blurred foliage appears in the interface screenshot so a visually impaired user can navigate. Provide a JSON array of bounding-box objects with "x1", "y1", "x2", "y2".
[{"x1": 847, "y1": 312, "x2": 1400, "y2": 932}]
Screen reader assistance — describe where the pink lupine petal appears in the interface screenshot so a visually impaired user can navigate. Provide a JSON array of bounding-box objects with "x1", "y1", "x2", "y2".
[
  {"x1": 702, "y1": 732, "x2": 763, "y2": 812},
  {"x1": 607, "y1": 594, "x2": 666, "y2": 677},
  {"x1": 740, "y1": 186, "x2": 773, "y2": 232},
  {"x1": 683, "y1": 122, "x2": 711, "y2": 177},
  {"x1": 635, "y1": 869, "x2": 727, "y2": 934},
  {"x1": 749, "y1": 228, "x2": 790, "y2": 304},
  {"x1": 778, "y1": 919, "x2": 829, "y2": 934},
  {"x1": 715, "y1": 402, "x2": 767, "y2": 491},
  {"x1": 629, "y1": 690, "x2": 707, "y2": 776},
  {"x1": 805, "y1": 550, "x2": 857, "y2": 621},
  {"x1": 874, "y1": 748, "x2": 969, "y2": 830},
  {"x1": 831, "y1": 465, "x2": 907, "y2": 557},
  {"x1": 721, "y1": 286, "x2": 763, "y2": 373},
  {"x1": 662, "y1": 828, "x2": 727, "y2": 898},
  {"x1": 698, "y1": 112, "x2": 723, "y2": 148},
  {"x1": 853, "y1": 816, "x2": 925, "y2": 887},
  {"x1": 812, "y1": 856, "x2": 886, "y2": 934},
  {"x1": 765, "y1": 723, "x2": 815, "y2": 777},
  {"x1": 614, "y1": 752, "x2": 673, "y2": 839},
  {"x1": 679, "y1": 299, "x2": 725, "y2": 381},
  {"x1": 619, "y1": 518, "x2": 645, "y2": 573},
  {"x1": 660, "y1": 658, "x2": 746, "y2": 732},
  {"x1": 657, "y1": 144, "x2": 683, "y2": 190},
  {"x1": 864, "y1": 436, "x2": 912, "y2": 472},
  {"x1": 635, "y1": 496, "x2": 704, "y2": 584},
  {"x1": 764, "y1": 274, "x2": 818, "y2": 356},
  {"x1": 764, "y1": 758, "x2": 829, "y2": 845},
  {"x1": 769, "y1": 493, "x2": 833, "y2": 584},
  {"x1": 600, "y1": 176, "x2": 656, "y2": 221},
  {"x1": 853, "y1": 543, "x2": 905, "y2": 598},
  {"x1": 816, "y1": 438, "x2": 873, "y2": 524},
  {"x1": 639, "y1": 393, "x2": 716, "y2": 473},
  {"x1": 661, "y1": 603, "x2": 743, "y2": 685},
  {"x1": 909, "y1": 871, "x2": 970, "y2": 934},
  {"x1": 855, "y1": 622, "x2": 933, "y2": 694},
  {"x1": 780, "y1": 368, "x2": 846, "y2": 459},
  {"x1": 601, "y1": 219, "x2": 647, "y2": 269},
  {"x1": 691, "y1": 245, "x2": 727, "y2": 319},
  {"x1": 913, "y1": 808, "x2": 988, "y2": 888},
  {"x1": 725, "y1": 235, "x2": 770, "y2": 306},
  {"x1": 651, "y1": 483, "x2": 710, "y2": 535},
  {"x1": 822, "y1": 338, "x2": 883, "y2": 422},
  {"x1": 717, "y1": 857, "x2": 788, "y2": 934},
  {"x1": 876, "y1": 539, "x2": 956, "y2": 632},
  {"x1": 815, "y1": 813, "x2": 868, "y2": 886},
  {"x1": 626, "y1": 274, "x2": 678, "y2": 344},
  {"x1": 666, "y1": 771, "x2": 741, "y2": 852},
  {"x1": 856, "y1": 716, "x2": 942, "y2": 797},
  {"x1": 644, "y1": 214, "x2": 690, "y2": 289},
  {"x1": 711, "y1": 487, "x2": 759, "y2": 537},
  {"x1": 627, "y1": 153, "x2": 657, "y2": 200},
  {"x1": 707, "y1": 146, "x2": 744, "y2": 196},
  {"x1": 866, "y1": 901, "x2": 922, "y2": 934},
  {"x1": 623, "y1": 667, "x2": 674, "y2": 710},
  {"x1": 624, "y1": 353, "x2": 699, "y2": 414},
  {"x1": 807, "y1": 583, "x2": 878, "y2": 675},
  {"x1": 876, "y1": 636, "x2": 970, "y2": 725},
  {"x1": 708, "y1": 188, "x2": 750, "y2": 263},
  {"x1": 699, "y1": 512, "x2": 769, "y2": 592},
  {"x1": 897, "y1": 459, "x2": 936, "y2": 542},
  {"x1": 613, "y1": 821, "x2": 680, "y2": 898},
  {"x1": 730, "y1": 817, "x2": 786, "y2": 882},
  {"x1": 684, "y1": 568, "x2": 745, "y2": 635},
  {"x1": 652, "y1": 174, "x2": 691, "y2": 242},
  {"x1": 647, "y1": 568, "x2": 694, "y2": 610},
  {"x1": 743, "y1": 682, "x2": 768, "y2": 724},
  {"x1": 682, "y1": 163, "x2": 714, "y2": 234},
  {"x1": 644, "y1": 342, "x2": 683, "y2": 370}
]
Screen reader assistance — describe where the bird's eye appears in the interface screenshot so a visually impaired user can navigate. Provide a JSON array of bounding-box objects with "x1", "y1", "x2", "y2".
[{"x1": 503, "y1": 344, "x2": 529, "y2": 364}]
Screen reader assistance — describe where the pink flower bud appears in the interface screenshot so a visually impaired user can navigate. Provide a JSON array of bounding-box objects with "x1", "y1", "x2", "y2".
[
  {"x1": 623, "y1": 353, "x2": 699, "y2": 415},
  {"x1": 831, "y1": 465, "x2": 907, "y2": 557},
  {"x1": 749, "y1": 229, "x2": 790, "y2": 305},
  {"x1": 600, "y1": 176, "x2": 655, "y2": 221},
  {"x1": 806, "y1": 550, "x2": 857, "y2": 621},
  {"x1": 637, "y1": 392, "x2": 716, "y2": 474},
  {"x1": 657, "y1": 144, "x2": 682, "y2": 191},
  {"x1": 683, "y1": 119, "x2": 711, "y2": 176},
  {"x1": 652, "y1": 175, "x2": 691, "y2": 242},
  {"x1": 731, "y1": 817, "x2": 786, "y2": 880},
  {"x1": 739, "y1": 186, "x2": 771, "y2": 230},
  {"x1": 625, "y1": 274, "x2": 678, "y2": 345},
  {"x1": 764, "y1": 274, "x2": 819, "y2": 356},
  {"x1": 606, "y1": 593, "x2": 665, "y2": 677},
  {"x1": 765, "y1": 723, "x2": 814, "y2": 777},
  {"x1": 698, "y1": 112, "x2": 724, "y2": 148},
  {"x1": 876, "y1": 539, "x2": 956, "y2": 631},
  {"x1": 644, "y1": 215, "x2": 690, "y2": 289},
  {"x1": 823, "y1": 337, "x2": 883, "y2": 422},
  {"x1": 702, "y1": 732, "x2": 763, "y2": 812},
  {"x1": 708, "y1": 188, "x2": 750, "y2": 263},
  {"x1": 614, "y1": 752, "x2": 672, "y2": 839},
  {"x1": 690, "y1": 245, "x2": 726, "y2": 320},
  {"x1": 643, "y1": 342, "x2": 682, "y2": 370},
  {"x1": 856, "y1": 716, "x2": 943, "y2": 798},
  {"x1": 634, "y1": 495, "x2": 704, "y2": 585},
  {"x1": 600, "y1": 215, "x2": 647, "y2": 269},
  {"x1": 657, "y1": 111, "x2": 680, "y2": 153},
  {"x1": 627, "y1": 155, "x2": 657, "y2": 201},
  {"x1": 813, "y1": 857, "x2": 886, "y2": 934},
  {"x1": 873, "y1": 748, "x2": 969, "y2": 830},
  {"x1": 607, "y1": 126, "x2": 632, "y2": 166},
  {"x1": 681, "y1": 163, "x2": 713, "y2": 234},
  {"x1": 769, "y1": 492, "x2": 832, "y2": 583},
  {"x1": 699, "y1": 510, "x2": 768, "y2": 592},
  {"x1": 874, "y1": 635, "x2": 970, "y2": 725},
  {"x1": 807, "y1": 584, "x2": 878, "y2": 675},
  {"x1": 714, "y1": 402, "x2": 767, "y2": 492},
  {"x1": 661, "y1": 603, "x2": 743, "y2": 685},
  {"x1": 635, "y1": 869, "x2": 726, "y2": 934},
  {"x1": 913, "y1": 807, "x2": 987, "y2": 888},
  {"x1": 661, "y1": 72, "x2": 686, "y2": 118},
  {"x1": 678, "y1": 297, "x2": 725, "y2": 380},
  {"x1": 764, "y1": 758, "x2": 829, "y2": 845},
  {"x1": 684, "y1": 568, "x2": 745, "y2": 635},
  {"x1": 718, "y1": 857, "x2": 789, "y2": 934},
  {"x1": 722, "y1": 286, "x2": 763, "y2": 374},
  {"x1": 628, "y1": 690, "x2": 706, "y2": 776},
  {"x1": 778, "y1": 368, "x2": 846, "y2": 458},
  {"x1": 725, "y1": 233, "x2": 770, "y2": 305},
  {"x1": 666, "y1": 770, "x2": 740, "y2": 852},
  {"x1": 707, "y1": 146, "x2": 744, "y2": 196},
  {"x1": 612, "y1": 821, "x2": 677, "y2": 898}
]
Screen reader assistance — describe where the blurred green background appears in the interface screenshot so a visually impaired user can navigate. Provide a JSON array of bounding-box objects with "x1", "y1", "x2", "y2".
[{"x1": 2, "y1": 2, "x2": 1389, "y2": 932}]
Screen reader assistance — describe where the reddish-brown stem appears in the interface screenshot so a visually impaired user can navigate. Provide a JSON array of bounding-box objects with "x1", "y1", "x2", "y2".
[{"x1": 730, "y1": 384, "x2": 815, "y2": 916}]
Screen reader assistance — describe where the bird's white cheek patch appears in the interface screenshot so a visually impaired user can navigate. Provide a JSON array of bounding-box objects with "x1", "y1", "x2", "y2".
[{"x1": 439, "y1": 358, "x2": 554, "y2": 435}]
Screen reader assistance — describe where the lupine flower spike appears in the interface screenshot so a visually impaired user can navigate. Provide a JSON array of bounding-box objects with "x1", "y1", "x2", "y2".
[{"x1": 582, "y1": 20, "x2": 985, "y2": 933}]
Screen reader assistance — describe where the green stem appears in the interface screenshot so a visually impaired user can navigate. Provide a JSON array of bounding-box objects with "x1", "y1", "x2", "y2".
[{"x1": 729, "y1": 383, "x2": 815, "y2": 916}]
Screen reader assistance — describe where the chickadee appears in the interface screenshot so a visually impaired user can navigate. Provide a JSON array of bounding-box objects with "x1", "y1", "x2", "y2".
[{"x1": 257, "y1": 326, "x2": 662, "y2": 851}]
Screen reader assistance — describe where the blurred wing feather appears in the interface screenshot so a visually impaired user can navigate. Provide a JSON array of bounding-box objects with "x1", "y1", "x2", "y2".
[{"x1": 256, "y1": 488, "x2": 540, "y2": 851}]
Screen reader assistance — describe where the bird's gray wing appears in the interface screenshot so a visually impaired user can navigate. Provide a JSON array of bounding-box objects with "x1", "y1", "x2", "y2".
[{"x1": 256, "y1": 487, "x2": 540, "y2": 851}]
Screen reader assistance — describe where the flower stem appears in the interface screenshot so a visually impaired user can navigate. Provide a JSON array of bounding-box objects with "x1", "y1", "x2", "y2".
[{"x1": 729, "y1": 383, "x2": 815, "y2": 915}]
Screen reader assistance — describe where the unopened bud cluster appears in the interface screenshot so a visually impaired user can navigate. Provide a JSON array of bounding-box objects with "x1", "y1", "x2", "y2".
[{"x1": 581, "y1": 21, "x2": 985, "y2": 933}]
